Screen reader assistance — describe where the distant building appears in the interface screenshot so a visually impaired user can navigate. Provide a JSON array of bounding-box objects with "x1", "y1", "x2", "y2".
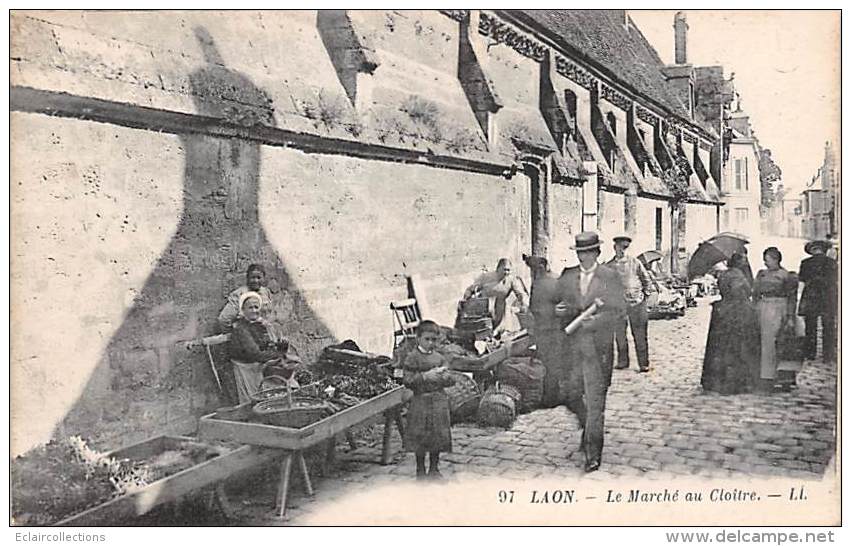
[
  {"x1": 800, "y1": 141, "x2": 839, "y2": 240},
  {"x1": 801, "y1": 188, "x2": 833, "y2": 240},
  {"x1": 782, "y1": 198, "x2": 803, "y2": 238}
]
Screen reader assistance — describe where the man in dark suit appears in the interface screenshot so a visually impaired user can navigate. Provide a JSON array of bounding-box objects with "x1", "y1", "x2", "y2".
[
  {"x1": 556, "y1": 232, "x2": 625, "y2": 472},
  {"x1": 798, "y1": 240, "x2": 838, "y2": 363}
]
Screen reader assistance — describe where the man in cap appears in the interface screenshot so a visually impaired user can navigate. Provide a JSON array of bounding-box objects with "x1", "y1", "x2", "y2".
[
  {"x1": 606, "y1": 235, "x2": 658, "y2": 372},
  {"x1": 555, "y1": 232, "x2": 626, "y2": 472},
  {"x1": 798, "y1": 240, "x2": 837, "y2": 363}
]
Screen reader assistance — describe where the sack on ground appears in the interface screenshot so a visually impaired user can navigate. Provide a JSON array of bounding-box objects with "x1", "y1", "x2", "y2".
[{"x1": 496, "y1": 356, "x2": 546, "y2": 411}]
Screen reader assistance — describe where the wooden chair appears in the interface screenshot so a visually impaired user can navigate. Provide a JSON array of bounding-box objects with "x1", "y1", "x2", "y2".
[
  {"x1": 390, "y1": 297, "x2": 421, "y2": 349},
  {"x1": 185, "y1": 333, "x2": 231, "y2": 394}
]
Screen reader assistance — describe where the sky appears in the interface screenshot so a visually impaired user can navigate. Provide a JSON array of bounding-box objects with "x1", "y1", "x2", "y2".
[{"x1": 628, "y1": 10, "x2": 840, "y2": 197}]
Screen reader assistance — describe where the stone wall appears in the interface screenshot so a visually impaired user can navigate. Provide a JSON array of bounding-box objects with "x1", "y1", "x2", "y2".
[
  {"x1": 684, "y1": 203, "x2": 719, "y2": 253},
  {"x1": 549, "y1": 183, "x2": 583, "y2": 271},
  {"x1": 11, "y1": 109, "x2": 532, "y2": 455},
  {"x1": 635, "y1": 196, "x2": 672, "y2": 259},
  {"x1": 597, "y1": 191, "x2": 627, "y2": 262},
  {"x1": 10, "y1": 10, "x2": 539, "y2": 454}
]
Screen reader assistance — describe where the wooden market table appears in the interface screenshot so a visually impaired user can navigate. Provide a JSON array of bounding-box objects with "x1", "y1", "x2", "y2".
[
  {"x1": 55, "y1": 435, "x2": 280, "y2": 526},
  {"x1": 198, "y1": 386, "x2": 409, "y2": 518}
]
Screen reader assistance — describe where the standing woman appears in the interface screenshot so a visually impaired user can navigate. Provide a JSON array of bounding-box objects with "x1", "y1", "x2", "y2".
[
  {"x1": 218, "y1": 264, "x2": 274, "y2": 330},
  {"x1": 460, "y1": 258, "x2": 529, "y2": 337},
  {"x1": 752, "y1": 247, "x2": 799, "y2": 393},
  {"x1": 701, "y1": 252, "x2": 760, "y2": 394}
]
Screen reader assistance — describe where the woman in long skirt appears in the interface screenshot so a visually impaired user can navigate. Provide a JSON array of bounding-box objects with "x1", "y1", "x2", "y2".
[
  {"x1": 701, "y1": 253, "x2": 761, "y2": 394},
  {"x1": 752, "y1": 247, "x2": 799, "y2": 393}
]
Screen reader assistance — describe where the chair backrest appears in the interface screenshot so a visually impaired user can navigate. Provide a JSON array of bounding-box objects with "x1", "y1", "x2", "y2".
[
  {"x1": 183, "y1": 333, "x2": 232, "y2": 393},
  {"x1": 184, "y1": 333, "x2": 231, "y2": 350},
  {"x1": 390, "y1": 298, "x2": 421, "y2": 341}
]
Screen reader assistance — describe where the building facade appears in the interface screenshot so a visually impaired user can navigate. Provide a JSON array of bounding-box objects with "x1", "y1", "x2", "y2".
[
  {"x1": 10, "y1": 9, "x2": 726, "y2": 452},
  {"x1": 720, "y1": 111, "x2": 763, "y2": 236}
]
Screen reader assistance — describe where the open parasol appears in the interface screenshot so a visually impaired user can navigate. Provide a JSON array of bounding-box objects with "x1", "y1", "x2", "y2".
[
  {"x1": 687, "y1": 232, "x2": 750, "y2": 280},
  {"x1": 637, "y1": 250, "x2": 664, "y2": 269}
]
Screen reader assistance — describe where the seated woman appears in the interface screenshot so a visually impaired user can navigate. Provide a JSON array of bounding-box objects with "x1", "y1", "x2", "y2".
[
  {"x1": 218, "y1": 264, "x2": 274, "y2": 330},
  {"x1": 228, "y1": 291, "x2": 301, "y2": 404},
  {"x1": 701, "y1": 252, "x2": 761, "y2": 395}
]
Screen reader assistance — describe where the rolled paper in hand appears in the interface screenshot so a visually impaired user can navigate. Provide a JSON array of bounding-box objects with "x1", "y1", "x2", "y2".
[{"x1": 563, "y1": 298, "x2": 603, "y2": 336}]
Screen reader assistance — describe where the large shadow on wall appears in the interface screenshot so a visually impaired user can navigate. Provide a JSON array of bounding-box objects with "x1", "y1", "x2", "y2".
[{"x1": 57, "y1": 27, "x2": 335, "y2": 448}]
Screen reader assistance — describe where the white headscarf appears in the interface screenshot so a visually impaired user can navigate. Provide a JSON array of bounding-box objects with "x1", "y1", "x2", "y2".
[{"x1": 238, "y1": 291, "x2": 263, "y2": 318}]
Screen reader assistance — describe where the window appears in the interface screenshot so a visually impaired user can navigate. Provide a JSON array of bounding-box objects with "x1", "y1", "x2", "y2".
[
  {"x1": 734, "y1": 158, "x2": 748, "y2": 191},
  {"x1": 606, "y1": 112, "x2": 617, "y2": 136},
  {"x1": 655, "y1": 208, "x2": 663, "y2": 251},
  {"x1": 735, "y1": 207, "x2": 749, "y2": 226},
  {"x1": 565, "y1": 90, "x2": 578, "y2": 138}
]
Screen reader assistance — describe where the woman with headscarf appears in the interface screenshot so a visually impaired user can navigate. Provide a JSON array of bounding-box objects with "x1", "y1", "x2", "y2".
[
  {"x1": 752, "y1": 247, "x2": 799, "y2": 393},
  {"x1": 701, "y1": 252, "x2": 761, "y2": 394},
  {"x1": 228, "y1": 291, "x2": 300, "y2": 403}
]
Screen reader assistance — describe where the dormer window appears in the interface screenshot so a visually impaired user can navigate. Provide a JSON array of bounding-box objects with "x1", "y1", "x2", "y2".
[
  {"x1": 565, "y1": 89, "x2": 578, "y2": 138},
  {"x1": 606, "y1": 111, "x2": 617, "y2": 136}
]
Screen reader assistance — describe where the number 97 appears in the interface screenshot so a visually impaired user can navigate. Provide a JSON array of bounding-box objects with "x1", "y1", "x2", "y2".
[{"x1": 498, "y1": 490, "x2": 514, "y2": 503}]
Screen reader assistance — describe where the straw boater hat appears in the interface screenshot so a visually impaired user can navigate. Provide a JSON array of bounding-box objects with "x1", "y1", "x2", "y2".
[
  {"x1": 804, "y1": 240, "x2": 831, "y2": 255},
  {"x1": 613, "y1": 234, "x2": 632, "y2": 243},
  {"x1": 571, "y1": 231, "x2": 603, "y2": 251}
]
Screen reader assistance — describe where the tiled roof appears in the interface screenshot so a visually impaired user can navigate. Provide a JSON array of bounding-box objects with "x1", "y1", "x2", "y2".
[{"x1": 509, "y1": 10, "x2": 692, "y2": 122}]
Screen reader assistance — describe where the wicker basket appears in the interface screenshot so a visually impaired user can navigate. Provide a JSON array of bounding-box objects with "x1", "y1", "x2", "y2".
[
  {"x1": 444, "y1": 371, "x2": 481, "y2": 423},
  {"x1": 477, "y1": 384, "x2": 520, "y2": 428},
  {"x1": 252, "y1": 396, "x2": 332, "y2": 428},
  {"x1": 496, "y1": 357, "x2": 545, "y2": 412},
  {"x1": 249, "y1": 375, "x2": 292, "y2": 403}
]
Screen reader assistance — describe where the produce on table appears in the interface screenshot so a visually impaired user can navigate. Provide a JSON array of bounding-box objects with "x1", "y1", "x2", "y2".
[{"x1": 11, "y1": 436, "x2": 230, "y2": 525}]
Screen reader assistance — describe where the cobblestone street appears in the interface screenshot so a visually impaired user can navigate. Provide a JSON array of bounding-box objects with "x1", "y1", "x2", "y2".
[{"x1": 228, "y1": 298, "x2": 837, "y2": 524}]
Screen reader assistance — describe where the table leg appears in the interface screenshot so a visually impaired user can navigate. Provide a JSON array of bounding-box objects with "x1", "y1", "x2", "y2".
[
  {"x1": 276, "y1": 453, "x2": 293, "y2": 519},
  {"x1": 297, "y1": 452, "x2": 314, "y2": 497},
  {"x1": 381, "y1": 411, "x2": 394, "y2": 465},
  {"x1": 323, "y1": 437, "x2": 336, "y2": 476},
  {"x1": 393, "y1": 408, "x2": 405, "y2": 438},
  {"x1": 346, "y1": 430, "x2": 358, "y2": 451}
]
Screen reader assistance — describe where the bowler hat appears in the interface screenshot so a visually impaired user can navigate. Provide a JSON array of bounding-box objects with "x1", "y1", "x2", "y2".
[
  {"x1": 804, "y1": 240, "x2": 831, "y2": 255},
  {"x1": 613, "y1": 234, "x2": 633, "y2": 243},
  {"x1": 571, "y1": 231, "x2": 603, "y2": 251}
]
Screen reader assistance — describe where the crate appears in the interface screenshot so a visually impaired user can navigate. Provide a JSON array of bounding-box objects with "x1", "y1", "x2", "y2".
[{"x1": 199, "y1": 386, "x2": 408, "y2": 451}]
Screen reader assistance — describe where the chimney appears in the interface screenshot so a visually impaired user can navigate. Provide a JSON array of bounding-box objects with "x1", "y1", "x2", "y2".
[{"x1": 674, "y1": 11, "x2": 688, "y2": 65}]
